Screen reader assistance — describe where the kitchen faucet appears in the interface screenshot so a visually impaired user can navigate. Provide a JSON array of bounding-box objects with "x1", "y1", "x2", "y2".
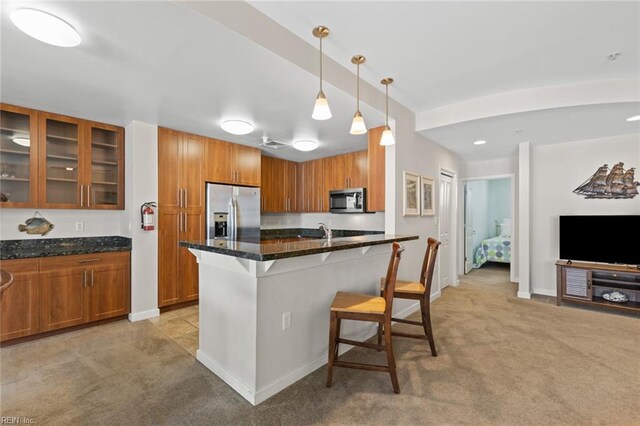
[{"x1": 318, "y1": 222, "x2": 332, "y2": 242}]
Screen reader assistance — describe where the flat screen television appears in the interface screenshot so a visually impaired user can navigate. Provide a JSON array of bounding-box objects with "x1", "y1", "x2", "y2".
[{"x1": 559, "y1": 215, "x2": 640, "y2": 266}]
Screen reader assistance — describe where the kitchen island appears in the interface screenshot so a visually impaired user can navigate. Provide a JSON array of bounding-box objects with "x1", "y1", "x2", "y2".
[{"x1": 181, "y1": 232, "x2": 418, "y2": 405}]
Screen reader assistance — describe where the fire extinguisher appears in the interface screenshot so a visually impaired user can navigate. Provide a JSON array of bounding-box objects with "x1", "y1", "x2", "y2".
[{"x1": 141, "y1": 202, "x2": 157, "y2": 231}]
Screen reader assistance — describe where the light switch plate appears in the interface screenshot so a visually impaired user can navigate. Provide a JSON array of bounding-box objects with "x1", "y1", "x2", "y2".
[{"x1": 75, "y1": 222, "x2": 84, "y2": 232}]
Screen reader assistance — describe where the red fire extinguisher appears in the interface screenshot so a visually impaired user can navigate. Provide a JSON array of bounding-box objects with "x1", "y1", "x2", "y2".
[{"x1": 141, "y1": 202, "x2": 157, "y2": 231}]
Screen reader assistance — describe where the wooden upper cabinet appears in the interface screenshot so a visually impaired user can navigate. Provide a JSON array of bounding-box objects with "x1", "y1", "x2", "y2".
[
  {"x1": 0, "y1": 104, "x2": 39, "y2": 208},
  {"x1": 260, "y1": 155, "x2": 295, "y2": 212},
  {"x1": 0, "y1": 259, "x2": 39, "y2": 341},
  {"x1": 181, "y1": 133, "x2": 204, "y2": 211},
  {"x1": 1, "y1": 106, "x2": 126, "y2": 210},
  {"x1": 204, "y1": 138, "x2": 260, "y2": 187},
  {"x1": 205, "y1": 138, "x2": 234, "y2": 184},
  {"x1": 86, "y1": 121, "x2": 124, "y2": 209},
  {"x1": 345, "y1": 151, "x2": 367, "y2": 188},
  {"x1": 367, "y1": 126, "x2": 385, "y2": 211},
  {"x1": 158, "y1": 128, "x2": 182, "y2": 209},
  {"x1": 234, "y1": 144, "x2": 261, "y2": 187},
  {"x1": 312, "y1": 159, "x2": 325, "y2": 212},
  {"x1": 39, "y1": 112, "x2": 84, "y2": 209}
]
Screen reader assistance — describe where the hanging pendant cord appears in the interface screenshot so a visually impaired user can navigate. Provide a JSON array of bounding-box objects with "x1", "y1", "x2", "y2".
[
  {"x1": 356, "y1": 63, "x2": 360, "y2": 112},
  {"x1": 319, "y1": 37, "x2": 323, "y2": 92},
  {"x1": 385, "y1": 84, "x2": 389, "y2": 126}
]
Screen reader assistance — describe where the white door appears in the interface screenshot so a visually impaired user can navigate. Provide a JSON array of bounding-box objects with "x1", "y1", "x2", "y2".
[
  {"x1": 464, "y1": 184, "x2": 475, "y2": 274},
  {"x1": 439, "y1": 173, "x2": 453, "y2": 288}
]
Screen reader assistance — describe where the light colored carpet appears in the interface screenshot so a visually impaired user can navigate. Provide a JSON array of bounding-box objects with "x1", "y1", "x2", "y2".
[{"x1": 2, "y1": 263, "x2": 639, "y2": 425}]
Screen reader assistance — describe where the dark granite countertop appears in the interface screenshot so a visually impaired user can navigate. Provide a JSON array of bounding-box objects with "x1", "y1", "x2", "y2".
[
  {"x1": 180, "y1": 234, "x2": 418, "y2": 261},
  {"x1": 260, "y1": 228, "x2": 383, "y2": 239},
  {"x1": 0, "y1": 236, "x2": 132, "y2": 260}
]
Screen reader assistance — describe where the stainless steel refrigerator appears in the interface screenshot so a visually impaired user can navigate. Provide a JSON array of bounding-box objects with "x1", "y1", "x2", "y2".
[{"x1": 206, "y1": 183, "x2": 260, "y2": 242}]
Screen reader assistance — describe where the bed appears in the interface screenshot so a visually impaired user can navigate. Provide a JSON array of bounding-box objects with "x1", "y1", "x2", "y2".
[
  {"x1": 473, "y1": 219, "x2": 512, "y2": 268},
  {"x1": 474, "y1": 236, "x2": 512, "y2": 268}
]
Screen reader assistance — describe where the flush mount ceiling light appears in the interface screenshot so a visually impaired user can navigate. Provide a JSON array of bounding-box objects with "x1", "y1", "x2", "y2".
[
  {"x1": 292, "y1": 139, "x2": 319, "y2": 152},
  {"x1": 10, "y1": 8, "x2": 81, "y2": 47},
  {"x1": 626, "y1": 115, "x2": 640, "y2": 122},
  {"x1": 12, "y1": 137, "x2": 30, "y2": 147},
  {"x1": 349, "y1": 55, "x2": 367, "y2": 135},
  {"x1": 380, "y1": 78, "x2": 395, "y2": 146},
  {"x1": 311, "y1": 26, "x2": 331, "y2": 121},
  {"x1": 220, "y1": 120, "x2": 254, "y2": 135},
  {"x1": 473, "y1": 140, "x2": 487, "y2": 145}
]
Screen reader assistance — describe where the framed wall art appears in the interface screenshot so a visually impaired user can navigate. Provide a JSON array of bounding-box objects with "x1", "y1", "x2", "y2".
[
  {"x1": 421, "y1": 176, "x2": 435, "y2": 216},
  {"x1": 403, "y1": 171, "x2": 420, "y2": 216}
]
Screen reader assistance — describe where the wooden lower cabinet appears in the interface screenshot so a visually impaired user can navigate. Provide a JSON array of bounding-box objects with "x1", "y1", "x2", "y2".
[
  {"x1": 0, "y1": 251, "x2": 130, "y2": 342},
  {"x1": 158, "y1": 209, "x2": 201, "y2": 307},
  {"x1": 0, "y1": 259, "x2": 39, "y2": 341}
]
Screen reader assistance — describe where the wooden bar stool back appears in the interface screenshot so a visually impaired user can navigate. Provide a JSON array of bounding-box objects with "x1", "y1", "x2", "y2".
[
  {"x1": 379, "y1": 237, "x2": 441, "y2": 356},
  {"x1": 326, "y1": 242, "x2": 405, "y2": 394}
]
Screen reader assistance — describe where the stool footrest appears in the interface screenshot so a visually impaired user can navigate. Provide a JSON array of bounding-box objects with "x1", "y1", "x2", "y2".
[
  {"x1": 334, "y1": 360, "x2": 390, "y2": 372},
  {"x1": 338, "y1": 338, "x2": 384, "y2": 351},
  {"x1": 391, "y1": 331, "x2": 427, "y2": 340},
  {"x1": 391, "y1": 317, "x2": 422, "y2": 326}
]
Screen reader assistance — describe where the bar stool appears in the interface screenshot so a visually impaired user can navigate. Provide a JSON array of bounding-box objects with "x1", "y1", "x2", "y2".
[
  {"x1": 379, "y1": 237, "x2": 441, "y2": 356},
  {"x1": 326, "y1": 242, "x2": 405, "y2": 394}
]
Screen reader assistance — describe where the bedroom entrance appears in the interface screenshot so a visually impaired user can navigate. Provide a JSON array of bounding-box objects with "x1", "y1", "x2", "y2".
[{"x1": 463, "y1": 176, "x2": 514, "y2": 280}]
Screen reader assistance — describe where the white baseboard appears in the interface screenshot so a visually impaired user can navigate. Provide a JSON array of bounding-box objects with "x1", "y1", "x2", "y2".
[
  {"x1": 532, "y1": 288, "x2": 556, "y2": 297},
  {"x1": 128, "y1": 308, "x2": 160, "y2": 322},
  {"x1": 517, "y1": 291, "x2": 531, "y2": 300},
  {"x1": 197, "y1": 350, "x2": 257, "y2": 405}
]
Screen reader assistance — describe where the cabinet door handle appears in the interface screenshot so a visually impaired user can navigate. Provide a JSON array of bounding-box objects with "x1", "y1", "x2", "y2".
[
  {"x1": 307, "y1": 198, "x2": 310, "y2": 211},
  {"x1": 80, "y1": 184, "x2": 84, "y2": 207},
  {"x1": 184, "y1": 188, "x2": 188, "y2": 209},
  {"x1": 87, "y1": 185, "x2": 91, "y2": 207},
  {"x1": 82, "y1": 270, "x2": 87, "y2": 288},
  {"x1": 79, "y1": 258, "x2": 101, "y2": 264},
  {"x1": 179, "y1": 212, "x2": 183, "y2": 232},
  {"x1": 91, "y1": 269, "x2": 94, "y2": 287},
  {"x1": 184, "y1": 213, "x2": 188, "y2": 232}
]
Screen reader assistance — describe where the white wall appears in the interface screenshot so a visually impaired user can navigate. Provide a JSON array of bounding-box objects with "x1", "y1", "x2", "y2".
[
  {"x1": 488, "y1": 178, "x2": 511, "y2": 234},
  {"x1": 0, "y1": 208, "x2": 124, "y2": 240},
  {"x1": 530, "y1": 133, "x2": 640, "y2": 296},
  {"x1": 461, "y1": 157, "x2": 517, "y2": 180},
  {"x1": 123, "y1": 121, "x2": 159, "y2": 320},
  {"x1": 261, "y1": 212, "x2": 384, "y2": 231}
]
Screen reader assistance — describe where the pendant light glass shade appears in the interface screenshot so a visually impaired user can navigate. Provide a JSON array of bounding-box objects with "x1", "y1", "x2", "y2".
[
  {"x1": 350, "y1": 55, "x2": 367, "y2": 135},
  {"x1": 312, "y1": 90, "x2": 331, "y2": 120},
  {"x1": 350, "y1": 111, "x2": 367, "y2": 135},
  {"x1": 380, "y1": 126, "x2": 395, "y2": 146},
  {"x1": 380, "y1": 77, "x2": 395, "y2": 145},
  {"x1": 312, "y1": 26, "x2": 331, "y2": 121}
]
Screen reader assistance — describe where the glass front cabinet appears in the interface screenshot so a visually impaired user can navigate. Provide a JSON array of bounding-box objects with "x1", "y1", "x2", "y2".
[
  {"x1": 0, "y1": 104, "x2": 124, "y2": 210},
  {"x1": 0, "y1": 105, "x2": 39, "y2": 207}
]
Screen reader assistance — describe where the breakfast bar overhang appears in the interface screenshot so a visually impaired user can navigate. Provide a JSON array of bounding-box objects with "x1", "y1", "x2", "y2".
[{"x1": 182, "y1": 234, "x2": 418, "y2": 405}]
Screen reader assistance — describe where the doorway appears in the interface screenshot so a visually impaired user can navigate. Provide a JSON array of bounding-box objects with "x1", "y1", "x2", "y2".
[{"x1": 463, "y1": 176, "x2": 514, "y2": 281}]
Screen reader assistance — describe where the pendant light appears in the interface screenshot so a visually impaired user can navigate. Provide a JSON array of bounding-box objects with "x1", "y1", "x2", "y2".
[
  {"x1": 380, "y1": 78, "x2": 395, "y2": 146},
  {"x1": 350, "y1": 55, "x2": 367, "y2": 135},
  {"x1": 312, "y1": 26, "x2": 331, "y2": 120}
]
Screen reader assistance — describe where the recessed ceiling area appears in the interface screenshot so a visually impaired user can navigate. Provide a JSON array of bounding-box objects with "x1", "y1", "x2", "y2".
[
  {"x1": 421, "y1": 102, "x2": 640, "y2": 161},
  {"x1": 0, "y1": 1, "x2": 385, "y2": 162},
  {"x1": 251, "y1": 1, "x2": 640, "y2": 113}
]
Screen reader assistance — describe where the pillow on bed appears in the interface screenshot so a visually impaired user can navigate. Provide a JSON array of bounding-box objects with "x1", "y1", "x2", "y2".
[{"x1": 500, "y1": 223, "x2": 511, "y2": 237}]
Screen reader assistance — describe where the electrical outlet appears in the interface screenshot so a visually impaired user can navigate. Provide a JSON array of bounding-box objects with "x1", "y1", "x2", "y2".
[
  {"x1": 282, "y1": 311, "x2": 291, "y2": 330},
  {"x1": 75, "y1": 221, "x2": 84, "y2": 232}
]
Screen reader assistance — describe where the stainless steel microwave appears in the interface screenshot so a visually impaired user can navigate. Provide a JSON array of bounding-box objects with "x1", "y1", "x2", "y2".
[{"x1": 329, "y1": 188, "x2": 367, "y2": 213}]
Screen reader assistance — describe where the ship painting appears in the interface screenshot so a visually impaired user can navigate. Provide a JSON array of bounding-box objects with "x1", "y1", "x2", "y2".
[{"x1": 573, "y1": 162, "x2": 639, "y2": 199}]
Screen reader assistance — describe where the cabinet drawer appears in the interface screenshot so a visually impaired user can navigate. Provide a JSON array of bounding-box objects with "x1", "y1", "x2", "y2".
[
  {"x1": 40, "y1": 251, "x2": 130, "y2": 271},
  {"x1": 0, "y1": 258, "x2": 39, "y2": 274}
]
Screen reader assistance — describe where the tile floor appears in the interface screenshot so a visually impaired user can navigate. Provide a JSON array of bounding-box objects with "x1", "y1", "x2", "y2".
[{"x1": 148, "y1": 305, "x2": 199, "y2": 356}]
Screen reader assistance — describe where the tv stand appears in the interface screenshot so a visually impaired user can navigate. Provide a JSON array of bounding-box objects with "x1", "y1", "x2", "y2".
[{"x1": 556, "y1": 260, "x2": 640, "y2": 314}]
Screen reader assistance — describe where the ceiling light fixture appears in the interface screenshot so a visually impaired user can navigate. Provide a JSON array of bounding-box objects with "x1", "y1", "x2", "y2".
[
  {"x1": 10, "y1": 8, "x2": 81, "y2": 47},
  {"x1": 473, "y1": 140, "x2": 487, "y2": 145},
  {"x1": 12, "y1": 137, "x2": 30, "y2": 147},
  {"x1": 311, "y1": 26, "x2": 331, "y2": 121},
  {"x1": 220, "y1": 120, "x2": 254, "y2": 135},
  {"x1": 626, "y1": 115, "x2": 640, "y2": 122},
  {"x1": 292, "y1": 139, "x2": 319, "y2": 152},
  {"x1": 380, "y1": 78, "x2": 395, "y2": 146},
  {"x1": 349, "y1": 55, "x2": 367, "y2": 135}
]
